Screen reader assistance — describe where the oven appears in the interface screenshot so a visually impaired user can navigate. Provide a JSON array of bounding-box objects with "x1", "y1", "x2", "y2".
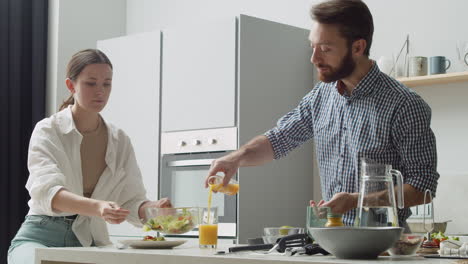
[{"x1": 159, "y1": 127, "x2": 238, "y2": 238}]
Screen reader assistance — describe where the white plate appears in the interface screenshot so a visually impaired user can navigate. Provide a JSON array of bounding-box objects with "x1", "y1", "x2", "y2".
[{"x1": 118, "y1": 239, "x2": 187, "y2": 249}]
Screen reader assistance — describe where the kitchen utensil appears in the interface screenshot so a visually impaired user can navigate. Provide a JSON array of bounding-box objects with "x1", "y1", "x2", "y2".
[
  {"x1": 262, "y1": 235, "x2": 283, "y2": 244},
  {"x1": 276, "y1": 233, "x2": 310, "y2": 253},
  {"x1": 261, "y1": 233, "x2": 310, "y2": 254},
  {"x1": 285, "y1": 243, "x2": 330, "y2": 256},
  {"x1": 356, "y1": 159, "x2": 404, "y2": 228},
  {"x1": 143, "y1": 207, "x2": 199, "y2": 235},
  {"x1": 307, "y1": 226, "x2": 404, "y2": 259},
  {"x1": 228, "y1": 244, "x2": 274, "y2": 252},
  {"x1": 228, "y1": 233, "x2": 309, "y2": 253},
  {"x1": 117, "y1": 239, "x2": 187, "y2": 249}
]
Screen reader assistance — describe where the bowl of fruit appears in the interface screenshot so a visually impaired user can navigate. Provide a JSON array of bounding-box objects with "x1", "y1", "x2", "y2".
[{"x1": 143, "y1": 207, "x2": 199, "y2": 235}]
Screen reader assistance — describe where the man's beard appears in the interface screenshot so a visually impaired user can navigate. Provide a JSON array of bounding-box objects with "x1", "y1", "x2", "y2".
[{"x1": 317, "y1": 47, "x2": 356, "y2": 83}]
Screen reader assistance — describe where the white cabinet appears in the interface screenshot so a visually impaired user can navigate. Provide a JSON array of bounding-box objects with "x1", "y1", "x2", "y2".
[
  {"x1": 161, "y1": 18, "x2": 236, "y2": 132},
  {"x1": 97, "y1": 32, "x2": 161, "y2": 237}
]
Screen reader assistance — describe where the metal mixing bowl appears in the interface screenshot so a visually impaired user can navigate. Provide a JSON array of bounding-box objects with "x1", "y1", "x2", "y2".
[
  {"x1": 263, "y1": 227, "x2": 304, "y2": 236},
  {"x1": 308, "y1": 226, "x2": 404, "y2": 259}
]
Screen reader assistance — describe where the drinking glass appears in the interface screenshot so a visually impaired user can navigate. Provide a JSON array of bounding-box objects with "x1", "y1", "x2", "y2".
[
  {"x1": 456, "y1": 40, "x2": 468, "y2": 71},
  {"x1": 306, "y1": 205, "x2": 329, "y2": 240},
  {"x1": 199, "y1": 207, "x2": 218, "y2": 249}
]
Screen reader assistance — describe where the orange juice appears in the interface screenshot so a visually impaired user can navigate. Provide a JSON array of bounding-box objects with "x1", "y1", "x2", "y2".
[
  {"x1": 199, "y1": 224, "x2": 218, "y2": 245},
  {"x1": 207, "y1": 185, "x2": 213, "y2": 223}
]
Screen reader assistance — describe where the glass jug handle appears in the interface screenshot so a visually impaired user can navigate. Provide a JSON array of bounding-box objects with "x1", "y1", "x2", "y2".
[{"x1": 390, "y1": 169, "x2": 405, "y2": 209}]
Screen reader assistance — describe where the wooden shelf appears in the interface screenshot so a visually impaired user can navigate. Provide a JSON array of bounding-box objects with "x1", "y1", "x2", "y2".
[{"x1": 397, "y1": 71, "x2": 468, "y2": 87}]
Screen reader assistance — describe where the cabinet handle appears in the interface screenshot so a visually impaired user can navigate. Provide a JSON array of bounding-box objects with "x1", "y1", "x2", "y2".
[{"x1": 167, "y1": 159, "x2": 215, "y2": 167}]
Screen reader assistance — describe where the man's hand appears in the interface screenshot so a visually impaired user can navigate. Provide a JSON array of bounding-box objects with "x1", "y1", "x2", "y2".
[
  {"x1": 320, "y1": 192, "x2": 359, "y2": 214},
  {"x1": 204, "y1": 155, "x2": 240, "y2": 188},
  {"x1": 203, "y1": 135, "x2": 275, "y2": 188},
  {"x1": 97, "y1": 201, "x2": 130, "y2": 224}
]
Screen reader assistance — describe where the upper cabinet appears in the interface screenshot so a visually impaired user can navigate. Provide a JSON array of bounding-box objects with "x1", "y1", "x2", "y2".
[{"x1": 161, "y1": 18, "x2": 237, "y2": 132}]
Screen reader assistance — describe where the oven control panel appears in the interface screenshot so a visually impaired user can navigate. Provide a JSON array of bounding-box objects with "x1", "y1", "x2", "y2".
[{"x1": 161, "y1": 127, "x2": 237, "y2": 154}]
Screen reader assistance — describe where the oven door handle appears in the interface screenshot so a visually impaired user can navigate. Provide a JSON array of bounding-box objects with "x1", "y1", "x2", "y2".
[{"x1": 167, "y1": 159, "x2": 215, "y2": 167}]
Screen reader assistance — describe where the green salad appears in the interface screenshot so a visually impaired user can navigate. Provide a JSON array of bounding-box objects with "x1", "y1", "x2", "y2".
[{"x1": 143, "y1": 208, "x2": 195, "y2": 234}]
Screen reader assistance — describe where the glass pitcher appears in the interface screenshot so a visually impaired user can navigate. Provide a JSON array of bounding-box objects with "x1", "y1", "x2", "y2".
[{"x1": 356, "y1": 159, "x2": 404, "y2": 227}]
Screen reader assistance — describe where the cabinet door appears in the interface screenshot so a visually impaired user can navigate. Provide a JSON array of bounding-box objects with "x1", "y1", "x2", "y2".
[
  {"x1": 162, "y1": 18, "x2": 236, "y2": 132},
  {"x1": 98, "y1": 31, "x2": 160, "y2": 237}
]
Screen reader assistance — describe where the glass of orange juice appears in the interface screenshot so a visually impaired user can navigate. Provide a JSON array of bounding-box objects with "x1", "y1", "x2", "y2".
[{"x1": 199, "y1": 207, "x2": 218, "y2": 249}]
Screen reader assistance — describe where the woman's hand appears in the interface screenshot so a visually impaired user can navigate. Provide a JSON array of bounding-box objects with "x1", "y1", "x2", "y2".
[
  {"x1": 97, "y1": 201, "x2": 130, "y2": 224},
  {"x1": 138, "y1": 197, "x2": 173, "y2": 220}
]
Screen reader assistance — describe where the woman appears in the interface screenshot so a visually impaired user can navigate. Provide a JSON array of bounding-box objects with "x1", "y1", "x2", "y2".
[{"x1": 8, "y1": 49, "x2": 171, "y2": 264}]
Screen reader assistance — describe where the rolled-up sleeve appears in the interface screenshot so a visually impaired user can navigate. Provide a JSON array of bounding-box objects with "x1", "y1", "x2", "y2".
[
  {"x1": 117, "y1": 136, "x2": 148, "y2": 227},
  {"x1": 264, "y1": 91, "x2": 315, "y2": 160},
  {"x1": 392, "y1": 96, "x2": 440, "y2": 197},
  {"x1": 25, "y1": 123, "x2": 67, "y2": 215}
]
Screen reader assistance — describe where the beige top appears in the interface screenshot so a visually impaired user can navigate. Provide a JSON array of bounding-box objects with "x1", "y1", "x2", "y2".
[{"x1": 81, "y1": 117, "x2": 108, "y2": 198}]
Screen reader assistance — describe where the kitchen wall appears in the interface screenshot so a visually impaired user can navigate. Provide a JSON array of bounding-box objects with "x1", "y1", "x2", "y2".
[
  {"x1": 46, "y1": 0, "x2": 468, "y2": 233},
  {"x1": 125, "y1": 0, "x2": 468, "y2": 233},
  {"x1": 46, "y1": 0, "x2": 126, "y2": 116}
]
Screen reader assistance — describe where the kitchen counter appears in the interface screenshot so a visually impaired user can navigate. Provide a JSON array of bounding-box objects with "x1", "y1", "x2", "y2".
[{"x1": 35, "y1": 241, "x2": 460, "y2": 264}]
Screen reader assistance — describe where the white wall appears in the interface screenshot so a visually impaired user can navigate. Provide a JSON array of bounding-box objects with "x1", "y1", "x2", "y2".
[
  {"x1": 126, "y1": 0, "x2": 468, "y2": 233},
  {"x1": 126, "y1": 0, "x2": 315, "y2": 33},
  {"x1": 46, "y1": 0, "x2": 127, "y2": 116}
]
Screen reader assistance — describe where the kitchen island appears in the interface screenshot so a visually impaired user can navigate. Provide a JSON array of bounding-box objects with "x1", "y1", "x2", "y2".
[{"x1": 35, "y1": 241, "x2": 461, "y2": 264}]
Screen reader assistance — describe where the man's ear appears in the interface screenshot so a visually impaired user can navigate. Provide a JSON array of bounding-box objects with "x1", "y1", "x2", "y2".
[
  {"x1": 352, "y1": 39, "x2": 367, "y2": 57},
  {"x1": 65, "y1": 78, "x2": 75, "y2": 93}
]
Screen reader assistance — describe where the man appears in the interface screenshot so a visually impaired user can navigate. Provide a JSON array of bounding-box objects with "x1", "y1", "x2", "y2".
[{"x1": 205, "y1": 0, "x2": 439, "y2": 227}]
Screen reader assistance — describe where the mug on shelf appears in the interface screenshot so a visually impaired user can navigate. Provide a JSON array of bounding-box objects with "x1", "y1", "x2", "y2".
[
  {"x1": 408, "y1": 56, "x2": 428, "y2": 77},
  {"x1": 430, "y1": 56, "x2": 451, "y2": 75}
]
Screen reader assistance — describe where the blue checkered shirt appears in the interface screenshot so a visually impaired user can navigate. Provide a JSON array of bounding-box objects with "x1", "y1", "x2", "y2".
[{"x1": 265, "y1": 63, "x2": 439, "y2": 226}]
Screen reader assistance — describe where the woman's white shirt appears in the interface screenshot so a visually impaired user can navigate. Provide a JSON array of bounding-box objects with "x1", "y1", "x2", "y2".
[{"x1": 25, "y1": 106, "x2": 148, "y2": 246}]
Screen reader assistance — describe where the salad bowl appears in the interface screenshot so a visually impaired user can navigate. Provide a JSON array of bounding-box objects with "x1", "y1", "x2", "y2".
[{"x1": 143, "y1": 207, "x2": 199, "y2": 235}]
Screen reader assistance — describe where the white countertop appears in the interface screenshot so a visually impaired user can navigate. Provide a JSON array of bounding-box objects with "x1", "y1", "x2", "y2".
[{"x1": 35, "y1": 240, "x2": 458, "y2": 264}]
